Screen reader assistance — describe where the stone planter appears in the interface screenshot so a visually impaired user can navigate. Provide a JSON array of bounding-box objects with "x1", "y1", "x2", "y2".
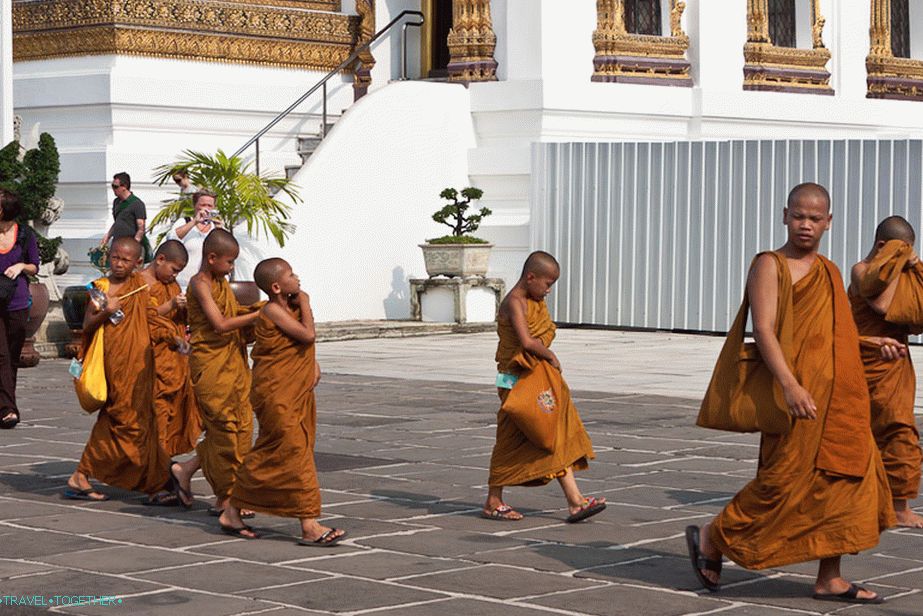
[
  {"x1": 19, "y1": 282, "x2": 50, "y2": 367},
  {"x1": 419, "y1": 243, "x2": 493, "y2": 278}
]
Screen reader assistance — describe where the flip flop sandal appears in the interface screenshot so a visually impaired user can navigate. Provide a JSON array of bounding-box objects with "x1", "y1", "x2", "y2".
[
  {"x1": 63, "y1": 486, "x2": 109, "y2": 501},
  {"x1": 0, "y1": 411, "x2": 19, "y2": 429},
  {"x1": 685, "y1": 525, "x2": 722, "y2": 592},
  {"x1": 297, "y1": 528, "x2": 347, "y2": 547},
  {"x1": 481, "y1": 504, "x2": 523, "y2": 521},
  {"x1": 169, "y1": 464, "x2": 194, "y2": 509},
  {"x1": 220, "y1": 524, "x2": 258, "y2": 539},
  {"x1": 813, "y1": 583, "x2": 884, "y2": 604},
  {"x1": 566, "y1": 496, "x2": 607, "y2": 523},
  {"x1": 209, "y1": 506, "x2": 255, "y2": 519},
  {"x1": 144, "y1": 492, "x2": 181, "y2": 507}
]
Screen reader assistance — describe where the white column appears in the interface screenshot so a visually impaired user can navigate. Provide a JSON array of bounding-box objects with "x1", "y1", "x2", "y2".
[{"x1": 0, "y1": 0, "x2": 14, "y2": 145}]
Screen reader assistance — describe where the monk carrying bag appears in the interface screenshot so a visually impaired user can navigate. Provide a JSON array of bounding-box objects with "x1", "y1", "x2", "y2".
[
  {"x1": 499, "y1": 353, "x2": 561, "y2": 453},
  {"x1": 73, "y1": 326, "x2": 106, "y2": 413}
]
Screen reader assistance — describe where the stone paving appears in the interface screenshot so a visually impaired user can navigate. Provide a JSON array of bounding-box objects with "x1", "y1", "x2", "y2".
[{"x1": 0, "y1": 330, "x2": 921, "y2": 616}]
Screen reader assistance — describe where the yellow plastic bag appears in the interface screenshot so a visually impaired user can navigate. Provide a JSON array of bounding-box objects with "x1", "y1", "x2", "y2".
[{"x1": 74, "y1": 326, "x2": 106, "y2": 413}]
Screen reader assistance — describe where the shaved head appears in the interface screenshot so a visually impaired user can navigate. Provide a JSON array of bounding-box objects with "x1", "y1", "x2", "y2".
[
  {"x1": 155, "y1": 239, "x2": 188, "y2": 265},
  {"x1": 787, "y1": 182, "x2": 831, "y2": 211},
  {"x1": 875, "y1": 215, "x2": 915, "y2": 245},
  {"x1": 111, "y1": 236, "x2": 142, "y2": 259},
  {"x1": 203, "y1": 228, "x2": 239, "y2": 257},
  {"x1": 254, "y1": 257, "x2": 290, "y2": 295},
  {"x1": 521, "y1": 250, "x2": 560, "y2": 278}
]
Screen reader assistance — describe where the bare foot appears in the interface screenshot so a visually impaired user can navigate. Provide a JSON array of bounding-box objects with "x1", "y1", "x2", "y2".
[
  {"x1": 814, "y1": 577, "x2": 880, "y2": 602},
  {"x1": 894, "y1": 500, "x2": 923, "y2": 528}
]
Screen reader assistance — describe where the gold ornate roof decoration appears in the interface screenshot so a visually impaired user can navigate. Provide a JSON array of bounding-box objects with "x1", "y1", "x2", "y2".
[
  {"x1": 743, "y1": 0, "x2": 833, "y2": 95},
  {"x1": 867, "y1": 0, "x2": 923, "y2": 101},
  {"x1": 447, "y1": 0, "x2": 498, "y2": 83},
  {"x1": 353, "y1": 0, "x2": 375, "y2": 99},
  {"x1": 592, "y1": 0, "x2": 692, "y2": 87},
  {"x1": 12, "y1": 0, "x2": 359, "y2": 71}
]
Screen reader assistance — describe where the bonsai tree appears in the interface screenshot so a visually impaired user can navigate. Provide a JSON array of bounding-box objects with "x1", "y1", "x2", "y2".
[
  {"x1": 0, "y1": 133, "x2": 64, "y2": 266},
  {"x1": 151, "y1": 150, "x2": 300, "y2": 247},
  {"x1": 428, "y1": 187, "x2": 492, "y2": 244}
]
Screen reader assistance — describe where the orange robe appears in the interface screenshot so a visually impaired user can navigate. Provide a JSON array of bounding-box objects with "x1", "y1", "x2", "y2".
[
  {"x1": 147, "y1": 279, "x2": 202, "y2": 457},
  {"x1": 488, "y1": 298, "x2": 595, "y2": 487},
  {"x1": 231, "y1": 307, "x2": 321, "y2": 518},
  {"x1": 77, "y1": 272, "x2": 170, "y2": 495},
  {"x1": 710, "y1": 254, "x2": 893, "y2": 570},
  {"x1": 188, "y1": 277, "x2": 253, "y2": 500},
  {"x1": 850, "y1": 240, "x2": 923, "y2": 501}
]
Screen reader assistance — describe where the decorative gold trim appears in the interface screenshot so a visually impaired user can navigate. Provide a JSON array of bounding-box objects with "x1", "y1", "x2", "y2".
[
  {"x1": 447, "y1": 0, "x2": 498, "y2": 83},
  {"x1": 353, "y1": 0, "x2": 375, "y2": 99},
  {"x1": 592, "y1": 0, "x2": 692, "y2": 87},
  {"x1": 866, "y1": 0, "x2": 923, "y2": 101},
  {"x1": 743, "y1": 0, "x2": 833, "y2": 95},
  {"x1": 244, "y1": 0, "x2": 340, "y2": 10},
  {"x1": 420, "y1": 0, "x2": 434, "y2": 78},
  {"x1": 13, "y1": 0, "x2": 358, "y2": 69}
]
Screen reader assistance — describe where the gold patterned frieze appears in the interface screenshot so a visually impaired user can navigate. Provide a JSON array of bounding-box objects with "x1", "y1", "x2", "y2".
[
  {"x1": 866, "y1": 0, "x2": 923, "y2": 101},
  {"x1": 743, "y1": 0, "x2": 833, "y2": 95},
  {"x1": 592, "y1": 0, "x2": 692, "y2": 87},
  {"x1": 13, "y1": 0, "x2": 359, "y2": 70}
]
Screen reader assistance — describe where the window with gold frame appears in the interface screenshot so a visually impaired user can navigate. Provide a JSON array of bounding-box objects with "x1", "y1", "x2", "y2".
[
  {"x1": 867, "y1": 0, "x2": 923, "y2": 100},
  {"x1": 592, "y1": 0, "x2": 692, "y2": 87},
  {"x1": 743, "y1": 0, "x2": 832, "y2": 95}
]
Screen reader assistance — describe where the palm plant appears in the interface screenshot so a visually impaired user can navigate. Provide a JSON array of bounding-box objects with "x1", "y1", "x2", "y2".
[{"x1": 151, "y1": 150, "x2": 299, "y2": 247}]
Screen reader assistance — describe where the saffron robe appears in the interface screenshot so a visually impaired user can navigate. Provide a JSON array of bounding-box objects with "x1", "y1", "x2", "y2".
[
  {"x1": 77, "y1": 272, "x2": 170, "y2": 494},
  {"x1": 710, "y1": 253, "x2": 894, "y2": 569},
  {"x1": 230, "y1": 307, "x2": 321, "y2": 518},
  {"x1": 147, "y1": 279, "x2": 202, "y2": 457},
  {"x1": 850, "y1": 239, "x2": 923, "y2": 500},
  {"x1": 188, "y1": 277, "x2": 253, "y2": 500},
  {"x1": 488, "y1": 298, "x2": 595, "y2": 487}
]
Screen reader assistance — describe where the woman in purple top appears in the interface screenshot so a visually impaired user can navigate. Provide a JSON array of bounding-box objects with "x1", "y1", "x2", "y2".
[{"x1": 0, "y1": 191, "x2": 40, "y2": 429}]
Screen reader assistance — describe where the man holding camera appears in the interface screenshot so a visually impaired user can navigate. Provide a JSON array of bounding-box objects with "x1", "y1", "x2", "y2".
[{"x1": 166, "y1": 190, "x2": 222, "y2": 289}]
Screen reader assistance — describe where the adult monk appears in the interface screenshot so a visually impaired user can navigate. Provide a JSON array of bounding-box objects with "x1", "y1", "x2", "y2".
[
  {"x1": 65, "y1": 238, "x2": 183, "y2": 503},
  {"x1": 689, "y1": 183, "x2": 894, "y2": 605},
  {"x1": 483, "y1": 251, "x2": 605, "y2": 523},
  {"x1": 221, "y1": 258, "x2": 346, "y2": 545},
  {"x1": 849, "y1": 215, "x2": 923, "y2": 528},
  {"x1": 187, "y1": 229, "x2": 260, "y2": 522}
]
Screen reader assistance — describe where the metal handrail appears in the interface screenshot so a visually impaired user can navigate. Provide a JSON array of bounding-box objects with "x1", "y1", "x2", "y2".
[{"x1": 233, "y1": 9, "x2": 425, "y2": 173}]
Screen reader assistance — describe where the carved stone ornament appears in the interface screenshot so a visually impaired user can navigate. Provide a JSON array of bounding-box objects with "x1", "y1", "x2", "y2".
[
  {"x1": 447, "y1": 0, "x2": 498, "y2": 83},
  {"x1": 353, "y1": 0, "x2": 375, "y2": 99},
  {"x1": 12, "y1": 0, "x2": 360, "y2": 70},
  {"x1": 867, "y1": 0, "x2": 923, "y2": 101},
  {"x1": 592, "y1": 0, "x2": 693, "y2": 87},
  {"x1": 743, "y1": 0, "x2": 833, "y2": 95}
]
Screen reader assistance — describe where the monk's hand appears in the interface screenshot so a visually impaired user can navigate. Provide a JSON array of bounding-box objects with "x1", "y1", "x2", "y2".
[
  {"x1": 105, "y1": 294, "x2": 122, "y2": 315},
  {"x1": 310, "y1": 362, "x2": 321, "y2": 390},
  {"x1": 549, "y1": 352, "x2": 562, "y2": 372},
  {"x1": 783, "y1": 383, "x2": 817, "y2": 420},
  {"x1": 173, "y1": 293, "x2": 187, "y2": 310},
  {"x1": 907, "y1": 249, "x2": 920, "y2": 268},
  {"x1": 878, "y1": 336, "x2": 908, "y2": 360}
]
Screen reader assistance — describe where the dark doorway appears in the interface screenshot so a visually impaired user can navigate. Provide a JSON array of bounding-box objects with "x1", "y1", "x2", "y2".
[{"x1": 430, "y1": 0, "x2": 453, "y2": 78}]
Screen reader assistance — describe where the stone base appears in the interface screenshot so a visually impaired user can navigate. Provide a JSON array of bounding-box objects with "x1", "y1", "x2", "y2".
[{"x1": 409, "y1": 276, "x2": 505, "y2": 324}]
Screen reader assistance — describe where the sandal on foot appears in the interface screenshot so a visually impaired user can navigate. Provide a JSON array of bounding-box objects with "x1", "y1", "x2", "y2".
[
  {"x1": 208, "y1": 506, "x2": 254, "y2": 519},
  {"x1": 170, "y1": 464, "x2": 193, "y2": 509},
  {"x1": 813, "y1": 583, "x2": 883, "y2": 604},
  {"x1": 482, "y1": 504, "x2": 523, "y2": 521},
  {"x1": 685, "y1": 525, "x2": 722, "y2": 592},
  {"x1": 0, "y1": 410, "x2": 19, "y2": 429},
  {"x1": 297, "y1": 528, "x2": 347, "y2": 547},
  {"x1": 63, "y1": 486, "x2": 109, "y2": 501},
  {"x1": 144, "y1": 491, "x2": 181, "y2": 507},
  {"x1": 220, "y1": 524, "x2": 257, "y2": 539},
  {"x1": 566, "y1": 496, "x2": 607, "y2": 523}
]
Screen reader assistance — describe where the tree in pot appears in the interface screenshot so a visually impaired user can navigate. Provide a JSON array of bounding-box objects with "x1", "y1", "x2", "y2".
[
  {"x1": 420, "y1": 187, "x2": 494, "y2": 277},
  {"x1": 0, "y1": 133, "x2": 68, "y2": 366}
]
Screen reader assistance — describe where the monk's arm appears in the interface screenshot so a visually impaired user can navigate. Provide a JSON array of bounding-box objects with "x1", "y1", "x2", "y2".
[
  {"x1": 866, "y1": 273, "x2": 900, "y2": 315},
  {"x1": 507, "y1": 295, "x2": 560, "y2": 369},
  {"x1": 83, "y1": 292, "x2": 121, "y2": 336},
  {"x1": 748, "y1": 254, "x2": 816, "y2": 419},
  {"x1": 263, "y1": 296, "x2": 316, "y2": 345},
  {"x1": 189, "y1": 276, "x2": 259, "y2": 333}
]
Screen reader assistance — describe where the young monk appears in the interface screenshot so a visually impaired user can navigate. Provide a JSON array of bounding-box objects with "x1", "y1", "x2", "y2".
[
  {"x1": 65, "y1": 237, "x2": 184, "y2": 503},
  {"x1": 141, "y1": 240, "x2": 201, "y2": 506},
  {"x1": 849, "y1": 215, "x2": 923, "y2": 528},
  {"x1": 690, "y1": 183, "x2": 894, "y2": 604},
  {"x1": 219, "y1": 258, "x2": 346, "y2": 544},
  {"x1": 187, "y1": 229, "x2": 260, "y2": 519},
  {"x1": 484, "y1": 251, "x2": 605, "y2": 523}
]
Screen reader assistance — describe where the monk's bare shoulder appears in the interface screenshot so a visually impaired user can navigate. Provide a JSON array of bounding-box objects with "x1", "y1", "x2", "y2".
[
  {"x1": 850, "y1": 260, "x2": 869, "y2": 290},
  {"x1": 747, "y1": 253, "x2": 779, "y2": 288}
]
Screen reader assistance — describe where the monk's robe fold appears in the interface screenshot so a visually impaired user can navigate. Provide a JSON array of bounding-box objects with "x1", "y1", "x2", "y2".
[
  {"x1": 231, "y1": 308, "x2": 320, "y2": 518},
  {"x1": 711, "y1": 254, "x2": 893, "y2": 570},
  {"x1": 188, "y1": 277, "x2": 253, "y2": 500},
  {"x1": 147, "y1": 280, "x2": 201, "y2": 457},
  {"x1": 488, "y1": 298, "x2": 595, "y2": 487},
  {"x1": 77, "y1": 272, "x2": 171, "y2": 494},
  {"x1": 850, "y1": 239, "x2": 923, "y2": 500}
]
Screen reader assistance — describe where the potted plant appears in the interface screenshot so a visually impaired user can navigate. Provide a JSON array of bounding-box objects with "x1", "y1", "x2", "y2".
[
  {"x1": 0, "y1": 133, "x2": 68, "y2": 366},
  {"x1": 151, "y1": 150, "x2": 301, "y2": 304},
  {"x1": 420, "y1": 187, "x2": 493, "y2": 277}
]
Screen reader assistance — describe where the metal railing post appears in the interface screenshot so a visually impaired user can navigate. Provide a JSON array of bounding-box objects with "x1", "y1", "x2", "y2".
[
  {"x1": 322, "y1": 82, "x2": 327, "y2": 138},
  {"x1": 255, "y1": 138, "x2": 260, "y2": 176},
  {"x1": 401, "y1": 19, "x2": 424, "y2": 80}
]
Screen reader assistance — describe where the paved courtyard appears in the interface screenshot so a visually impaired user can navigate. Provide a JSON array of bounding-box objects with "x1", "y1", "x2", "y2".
[{"x1": 0, "y1": 329, "x2": 921, "y2": 615}]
